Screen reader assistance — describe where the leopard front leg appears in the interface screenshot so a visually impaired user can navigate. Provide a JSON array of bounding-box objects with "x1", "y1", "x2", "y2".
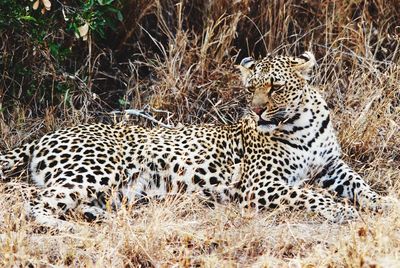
[
  {"x1": 315, "y1": 159, "x2": 391, "y2": 211},
  {"x1": 241, "y1": 181, "x2": 359, "y2": 223}
]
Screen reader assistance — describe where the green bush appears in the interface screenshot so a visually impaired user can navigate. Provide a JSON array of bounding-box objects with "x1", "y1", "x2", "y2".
[{"x1": 0, "y1": 0, "x2": 123, "y2": 113}]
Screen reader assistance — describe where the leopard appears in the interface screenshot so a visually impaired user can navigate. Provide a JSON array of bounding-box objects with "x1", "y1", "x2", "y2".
[{"x1": 0, "y1": 51, "x2": 389, "y2": 230}]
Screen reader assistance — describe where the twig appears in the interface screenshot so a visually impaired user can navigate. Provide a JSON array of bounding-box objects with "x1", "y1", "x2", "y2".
[{"x1": 110, "y1": 109, "x2": 174, "y2": 128}]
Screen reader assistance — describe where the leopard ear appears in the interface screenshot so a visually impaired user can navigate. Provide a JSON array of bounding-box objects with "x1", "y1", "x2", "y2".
[
  {"x1": 291, "y1": 51, "x2": 316, "y2": 79},
  {"x1": 238, "y1": 57, "x2": 255, "y2": 85}
]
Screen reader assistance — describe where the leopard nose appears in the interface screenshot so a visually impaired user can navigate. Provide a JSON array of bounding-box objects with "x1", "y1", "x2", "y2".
[{"x1": 252, "y1": 107, "x2": 263, "y2": 116}]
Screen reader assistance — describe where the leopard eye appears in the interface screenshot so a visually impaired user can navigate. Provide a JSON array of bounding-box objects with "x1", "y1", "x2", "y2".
[
  {"x1": 269, "y1": 77, "x2": 285, "y2": 94},
  {"x1": 245, "y1": 86, "x2": 256, "y2": 94},
  {"x1": 270, "y1": 84, "x2": 284, "y2": 93},
  {"x1": 269, "y1": 83, "x2": 285, "y2": 96}
]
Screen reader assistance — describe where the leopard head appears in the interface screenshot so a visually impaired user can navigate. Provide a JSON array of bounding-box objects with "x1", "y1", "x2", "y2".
[{"x1": 239, "y1": 52, "x2": 316, "y2": 133}]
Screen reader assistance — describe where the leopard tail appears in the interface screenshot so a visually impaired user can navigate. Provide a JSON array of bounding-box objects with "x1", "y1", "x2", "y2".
[{"x1": 0, "y1": 139, "x2": 38, "y2": 180}]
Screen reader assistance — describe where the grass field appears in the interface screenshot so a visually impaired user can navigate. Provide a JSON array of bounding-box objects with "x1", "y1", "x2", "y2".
[{"x1": 1, "y1": 0, "x2": 399, "y2": 266}]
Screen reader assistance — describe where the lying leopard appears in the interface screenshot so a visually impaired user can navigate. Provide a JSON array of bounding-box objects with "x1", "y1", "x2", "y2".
[{"x1": 0, "y1": 52, "x2": 388, "y2": 229}]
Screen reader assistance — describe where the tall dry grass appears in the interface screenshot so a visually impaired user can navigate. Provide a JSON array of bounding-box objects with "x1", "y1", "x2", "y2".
[{"x1": 0, "y1": 0, "x2": 399, "y2": 266}]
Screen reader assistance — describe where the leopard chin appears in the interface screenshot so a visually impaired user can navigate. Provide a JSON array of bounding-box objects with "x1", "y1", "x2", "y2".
[
  {"x1": 256, "y1": 113, "x2": 286, "y2": 133},
  {"x1": 257, "y1": 123, "x2": 278, "y2": 133}
]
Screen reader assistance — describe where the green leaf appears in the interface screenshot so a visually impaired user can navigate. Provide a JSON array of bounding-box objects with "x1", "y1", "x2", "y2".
[
  {"x1": 97, "y1": 0, "x2": 114, "y2": 5},
  {"x1": 117, "y1": 10, "x2": 123, "y2": 21},
  {"x1": 63, "y1": 88, "x2": 71, "y2": 107},
  {"x1": 19, "y1": 15, "x2": 37, "y2": 22},
  {"x1": 119, "y1": 98, "x2": 129, "y2": 107},
  {"x1": 84, "y1": 0, "x2": 94, "y2": 10},
  {"x1": 49, "y1": 42, "x2": 60, "y2": 57}
]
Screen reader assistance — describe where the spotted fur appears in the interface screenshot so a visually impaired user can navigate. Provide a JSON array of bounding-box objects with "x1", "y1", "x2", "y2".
[{"x1": 0, "y1": 52, "x2": 387, "y2": 229}]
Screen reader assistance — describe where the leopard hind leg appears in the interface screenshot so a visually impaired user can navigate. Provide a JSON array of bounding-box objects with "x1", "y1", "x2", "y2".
[
  {"x1": 77, "y1": 201, "x2": 111, "y2": 222},
  {"x1": 26, "y1": 185, "x2": 86, "y2": 231}
]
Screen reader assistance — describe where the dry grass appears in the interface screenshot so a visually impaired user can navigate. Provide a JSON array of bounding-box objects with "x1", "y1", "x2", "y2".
[
  {"x1": 1, "y1": 0, "x2": 400, "y2": 266},
  {"x1": 0, "y1": 190, "x2": 400, "y2": 266}
]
